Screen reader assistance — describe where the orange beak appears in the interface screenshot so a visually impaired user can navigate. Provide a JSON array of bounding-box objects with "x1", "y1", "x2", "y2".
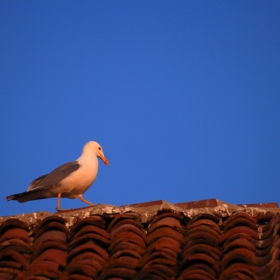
[{"x1": 99, "y1": 154, "x2": 109, "y2": 165}]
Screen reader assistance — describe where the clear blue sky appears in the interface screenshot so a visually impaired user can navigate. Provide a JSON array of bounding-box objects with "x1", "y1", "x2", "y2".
[{"x1": 1, "y1": 2, "x2": 279, "y2": 216}]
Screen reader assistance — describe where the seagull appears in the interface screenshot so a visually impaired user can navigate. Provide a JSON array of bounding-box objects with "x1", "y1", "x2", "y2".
[{"x1": 6, "y1": 141, "x2": 109, "y2": 212}]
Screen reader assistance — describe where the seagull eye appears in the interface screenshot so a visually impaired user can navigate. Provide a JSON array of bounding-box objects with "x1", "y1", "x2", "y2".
[{"x1": 98, "y1": 147, "x2": 101, "y2": 151}]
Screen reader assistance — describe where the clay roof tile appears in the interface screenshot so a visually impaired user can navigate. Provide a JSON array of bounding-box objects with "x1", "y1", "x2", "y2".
[{"x1": 1, "y1": 198, "x2": 280, "y2": 279}]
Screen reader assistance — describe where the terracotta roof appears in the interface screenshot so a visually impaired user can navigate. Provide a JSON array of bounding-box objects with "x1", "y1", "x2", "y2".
[{"x1": 0, "y1": 199, "x2": 280, "y2": 279}]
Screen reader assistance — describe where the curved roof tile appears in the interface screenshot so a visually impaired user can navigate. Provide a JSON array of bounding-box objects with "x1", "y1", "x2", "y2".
[{"x1": 0, "y1": 198, "x2": 280, "y2": 279}]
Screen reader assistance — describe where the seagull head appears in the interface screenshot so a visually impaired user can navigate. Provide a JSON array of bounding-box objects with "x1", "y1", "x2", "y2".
[{"x1": 83, "y1": 141, "x2": 109, "y2": 165}]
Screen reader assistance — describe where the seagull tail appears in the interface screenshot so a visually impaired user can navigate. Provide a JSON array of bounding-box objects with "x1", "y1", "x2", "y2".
[
  {"x1": 6, "y1": 189, "x2": 53, "y2": 203},
  {"x1": 6, "y1": 192, "x2": 26, "y2": 201}
]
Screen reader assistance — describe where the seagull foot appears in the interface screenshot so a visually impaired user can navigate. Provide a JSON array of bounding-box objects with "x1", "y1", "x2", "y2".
[{"x1": 56, "y1": 205, "x2": 96, "y2": 213}]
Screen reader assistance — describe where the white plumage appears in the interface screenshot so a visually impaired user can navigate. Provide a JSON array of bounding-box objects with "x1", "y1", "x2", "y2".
[{"x1": 7, "y1": 141, "x2": 109, "y2": 212}]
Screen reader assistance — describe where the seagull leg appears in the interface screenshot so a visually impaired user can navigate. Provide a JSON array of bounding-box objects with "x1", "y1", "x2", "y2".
[
  {"x1": 55, "y1": 194, "x2": 95, "y2": 213},
  {"x1": 56, "y1": 193, "x2": 62, "y2": 211},
  {"x1": 79, "y1": 195, "x2": 95, "y2": 206}
]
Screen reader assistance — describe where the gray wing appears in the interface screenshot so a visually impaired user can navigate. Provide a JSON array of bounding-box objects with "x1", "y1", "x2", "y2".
[
  {"x1": 28, "y1": 161, "x2": 80, "y2": 191},
  {"x1": 27, "y1": 174, "x2": 48, "y2": 191}
]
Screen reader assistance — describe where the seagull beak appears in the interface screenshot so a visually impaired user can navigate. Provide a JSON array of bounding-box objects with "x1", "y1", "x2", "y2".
[{"x1": 98, "y1": 153, "x2": 109, "y2": 165}]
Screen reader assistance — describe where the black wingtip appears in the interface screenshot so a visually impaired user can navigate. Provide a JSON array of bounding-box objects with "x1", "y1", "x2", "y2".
[
  {"x1": 6, "y1": 194, "x2": 18, "y2": 201},
  {"x1": 6, "y1": 192, "x2": 28, "y2": 202}
]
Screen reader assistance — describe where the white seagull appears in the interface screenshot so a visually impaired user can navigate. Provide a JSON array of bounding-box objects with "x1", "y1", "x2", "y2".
[{"x1": 6, "y1": 141, "x2": 109, "y2": 212}]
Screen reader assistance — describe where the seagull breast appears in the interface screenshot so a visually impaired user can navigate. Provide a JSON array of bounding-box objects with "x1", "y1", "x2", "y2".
[{"x1": 59, "y1": 150, "x2": 99, "y2": 198}]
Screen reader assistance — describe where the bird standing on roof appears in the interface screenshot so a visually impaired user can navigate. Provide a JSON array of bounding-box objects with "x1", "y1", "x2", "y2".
[{"x1": 6, "y1": 141, "x2": 109, "y2": 212}]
